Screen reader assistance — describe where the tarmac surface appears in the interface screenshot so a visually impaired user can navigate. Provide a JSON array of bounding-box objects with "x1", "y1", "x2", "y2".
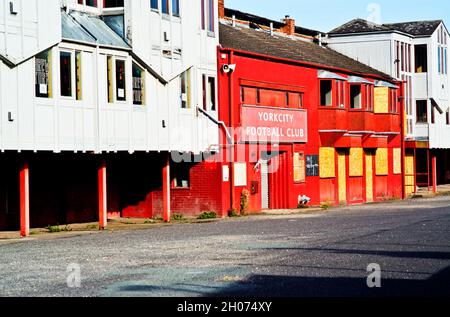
[{"x1": 0, "y1": 196, "x2": 449, "y2": 297}]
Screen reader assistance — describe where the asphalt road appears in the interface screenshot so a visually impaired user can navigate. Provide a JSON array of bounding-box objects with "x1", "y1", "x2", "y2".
[{"x1": 1, "y1": 197, "x2": 450, "y2": 297}]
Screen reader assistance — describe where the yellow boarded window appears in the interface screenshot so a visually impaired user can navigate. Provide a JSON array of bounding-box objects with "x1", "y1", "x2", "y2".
[
  {"x1": 393, "y1": 148, "x2": 402, "y2": 174},
  {"x1": 320, "y1": 147, "x2": 335, "y2": 178},
  {"x1": 374, "y1": 87, "x2": 389, "y2": 114},
  {"x1": 293, "y1": 152, "x2": 306, "y2": 183},
  {"x1": 376, "y1": 148, "x2": 389, "y2": 176},
  {"x1": 349, "y1": 148, "x2": 363, "y2": 177},
  {"x1": 76, "y1": 51, "x2": 82, "y2": 101},
  {"x1": 107, "y1": 56, "x2": 113, "y2": 103}
]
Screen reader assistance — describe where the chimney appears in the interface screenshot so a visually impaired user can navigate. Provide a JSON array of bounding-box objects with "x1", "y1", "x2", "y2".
[
  {"x1": 281, "y1": 15, "x2": 296, "y2": 36},
  {"x1": 218, "y1": 0, "x2": 225, "y2": 19}
]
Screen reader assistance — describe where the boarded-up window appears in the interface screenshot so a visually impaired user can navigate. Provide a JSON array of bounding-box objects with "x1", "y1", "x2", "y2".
[
  {"x1": 349, "y1": 148, "x2": 363, "y2": 177},
  {"x1": 293, "y1": 152, "x2": 306, "y2": 183},
  {"x1": 132, "y1": 62, "x2": 145, "y2": 105},
  {"x1": 76, "y1": 51, "x2": 82, "y2": 101},
  {"x1": 107, "y1": 56, "x2": 113, "y2": 103},
  {"x1": 374, "y1": 87, "x2": 389, "y2": 114},
  {"x1": 376, "y1": 148, "x2": 389, "y2": 176},
  {"x1": 319, "y1": 147, "x2": 335, "y2": 178},
  {"x1": 35, "y1": 50, "x2": 52, "y2": 98},
  {"x1": 393, "y1": 148, "x2": 402, "y2": 175}
]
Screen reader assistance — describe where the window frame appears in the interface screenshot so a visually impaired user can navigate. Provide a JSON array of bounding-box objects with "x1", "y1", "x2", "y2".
[
  {"x1": 171, "y1": 163, "x2": 191, "y2": 189},
  {"x1": 35, "y1": 49, "x2": 53, "y2": 99},
  {"x1": 132, "y1": 62, "x2": 145, "y2": 106},
  {"x1": 106, "y1": 55, "x2": 128, "y2": 104},
  {"x1": 180, "y1": 69, "x2": 191, "y2": 109},
  {"x1": 202, "y1": 75, "x2": 217, "y2": 112},
  {"x1": 349, "y1": 84, "x2": 362, "y2": 110},
  {"x1": 319, "y1": 79, "x2": 333, "y2": 107},
  {"x1": 416, "y1": 100, "x2": 428, "y2": 124}
]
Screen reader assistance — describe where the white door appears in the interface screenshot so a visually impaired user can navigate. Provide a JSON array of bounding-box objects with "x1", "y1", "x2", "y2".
[{"x1": 261, "y1": 160, "x2": 269, "y2": 209}]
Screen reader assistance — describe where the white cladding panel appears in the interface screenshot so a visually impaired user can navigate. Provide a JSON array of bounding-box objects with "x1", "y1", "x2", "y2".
[
  {"x1": 0, "y1": 0, "x2": 61, "y2": 64},
  {"x1": 327, "y1": 34, "x2": 394, "y2": 76},
  {"x1": 0, "y1": 1, "x2": 219, "y2": 154}
]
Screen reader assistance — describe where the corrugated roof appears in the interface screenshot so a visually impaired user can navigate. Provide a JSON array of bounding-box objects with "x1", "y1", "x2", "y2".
[
  {"x1": 62, "y1": 10, "x2": 130, "y2": 49},
  {"x1": 329, "y1": 18, "x2": 443, "y2": 37},
  {"x1": 219, "y1": 23, "x2": 394, "y2": 80}
]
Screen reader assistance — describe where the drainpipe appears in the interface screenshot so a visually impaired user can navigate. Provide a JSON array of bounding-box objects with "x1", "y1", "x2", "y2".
[
  {"x1": 229, "y1": 51, "x2": 235, "y2": 211},
  {"x1": 400, "y1": 81, "x2": 407, "y2": 200}
]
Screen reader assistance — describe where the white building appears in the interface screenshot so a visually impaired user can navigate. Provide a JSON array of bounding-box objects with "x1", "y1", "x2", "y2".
[
  {"x1": 0, "y1": 0, "x2": 219, "y2": 235},
  {"x1": 327, "y1": 19, "x2": 450, "y2": 191}
]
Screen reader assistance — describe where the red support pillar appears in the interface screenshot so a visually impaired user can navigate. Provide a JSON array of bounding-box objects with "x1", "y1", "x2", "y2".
[
  {"x1": 163, "y1": 154, "x2": 171, "y2": 223},
  {"x1": 98, "y1": 160, "x2": 107, "y2": 230},
  {"x1": 432, "y1": 152, "x2": 437, "y2": 193},
  {"x1": 20, "y1": 162, "x2": 30, "y2": 237}
]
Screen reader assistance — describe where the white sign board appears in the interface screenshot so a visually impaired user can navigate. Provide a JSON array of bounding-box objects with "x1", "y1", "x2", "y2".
[{"x1": 234, "y1": 163, "x2": 247, "y2": 187}]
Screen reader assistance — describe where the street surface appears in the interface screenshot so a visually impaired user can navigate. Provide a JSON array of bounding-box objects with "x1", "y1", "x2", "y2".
[{"x1": 1, "y1": 197, "x2": 449, "y2": 297}]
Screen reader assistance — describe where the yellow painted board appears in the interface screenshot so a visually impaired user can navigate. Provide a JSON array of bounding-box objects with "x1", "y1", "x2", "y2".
[
  {"x1": 376, "y1": 148, "x2": 389, "y2": 176},
  {"x1": 393, "y1": 148, "x2": 402, "y2": 175},
  {"x1": 338, "y1": 152, "x2": 347, "y2": 203},
  {"x1": 405, "y1": 154, "x2": 415, "y2": 196},
  {"x1": 320, "y1": 147, "x2": 335, "y2": 179},
  {"x1": 374, "y1": 87, "x2": 389, "y2": 114},
  {"x1": 349, "y1": 148, "x2": 363, "y2": 177},
  {"x1": 365, "y1": 153, "x2": 374, "y2": 202}
]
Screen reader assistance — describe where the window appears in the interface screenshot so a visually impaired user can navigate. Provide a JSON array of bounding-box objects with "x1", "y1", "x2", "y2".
[
  {"x1": 150, "y1": 0, "x2": 158, "y2": 10},
  {"x1": 35, "y1": 50, "x2": 52, "y2": 98},
  {"x1": 202, "y1": 0, "x2": 215, "y2": 32},
  {"x1": 366, "y1": 85, "x2": 373, "y2": 111},
  {"x1": 180, "y1": 69, "x2": 191, "y2": 109},
  {"x1": 415, "y1": 45, "x2": 428, "y2": 73},
  {"x1": 416, "y1": 100, "x2": 428, "y2": 123},
  {"x1": 202, "y1": 75, "x2": 216, "y2": 111},
  {"x1": 132, "y1": 62, "x2": 145, "y2": 105},
  {"x1": 336, "y1": 80, "x2": 345, "y2": 108},
  {"x1": 299, "y1": 93, "x2": 304, "y2": 108},
  {"x1": 320, "y1": 80, "x2": 332, "y2": 106},
  {"x1": 350, "y1": 85, "x2": 362, "y2": 109},
  {"x1": 431, "y1": 105, "x2": 435, "y2": 124},
  {"x1": 115, "y1": 60, "x2": 126, "y2": 101},
  {"x1": 60, "y1": 52, "x2": 72, "y2": 97},
  {"x1": 162, "y1": 0, "x2": 169, "y2": 14},
  {"x1": 446, "y1": 109, "x2": 450, "y2": 125},
  {"x1": 103, "y1": 0, "x2": 124, "y2": 7},
  {"x1": 389, "y1": 89, "x2": 397, "y2": 114},
  {"x1": 78, "y1": 0, "x2": 98, "y2": 7},
  {"x1": 172, "y1": 164, "x2": 191, "y2": 189},
  {"x1": 293, "y1": 152, "x2": 306, "y2": 183},
  {"x1": 172, "y1": 0, "x2": 180, "y2": 16},
  {"x1": 207, "y1": 76, "x2": 216, "y2": 111}
]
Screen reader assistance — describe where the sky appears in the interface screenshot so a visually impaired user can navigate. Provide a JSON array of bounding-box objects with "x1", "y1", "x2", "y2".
[{"x1": 226, "y1": 0, "x2": 450, "y2": 33}]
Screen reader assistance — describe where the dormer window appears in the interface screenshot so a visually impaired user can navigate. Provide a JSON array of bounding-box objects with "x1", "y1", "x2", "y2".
[{"x1": 104, "y1": 0, "x2": 124, "y2": 8}]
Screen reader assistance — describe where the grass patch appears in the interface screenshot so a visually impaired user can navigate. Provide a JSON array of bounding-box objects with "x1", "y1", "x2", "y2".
[
  {"x1": 144, "y1": 219, "x2": 157, "y2": 224},
  {"x1": 86, "y1": 224, "x2": 99, "y2": 230},
  {"x1": 46, "y1": 225, "x2": 72, "y2": 233},
  {"x1": 172, "y1": 214, "x2": 185, "y2": 221},
  {"x1": 198, "y1": 211, "x2": 217, "y2": 220},
  {"x1": 320, "y1": 202, "x2": 332, "y2": 210},
  {"x1": 228, "y1": 209, "x2": 240, "y2": 218}
]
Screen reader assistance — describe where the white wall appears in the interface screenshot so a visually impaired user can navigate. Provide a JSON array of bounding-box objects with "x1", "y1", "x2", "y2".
[
  {"x1": 0, "y1": 0, "x2": 219, "y2": 154},
  {"x1": 0, "y1": 0, "x2": 61, "y2": 64}
]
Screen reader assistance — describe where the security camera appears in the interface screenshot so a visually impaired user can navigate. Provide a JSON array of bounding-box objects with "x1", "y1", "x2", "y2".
[{"x1": 222, "y1": 64, "x2": 236, "y2": 73}]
